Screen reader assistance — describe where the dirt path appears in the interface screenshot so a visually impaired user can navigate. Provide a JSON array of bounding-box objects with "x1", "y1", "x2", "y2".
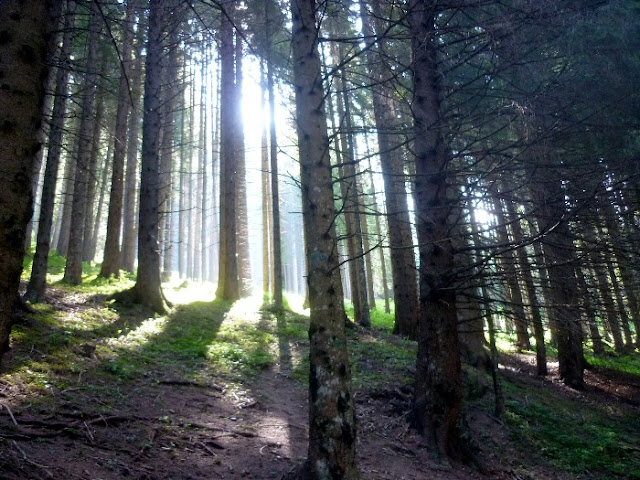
[{"x1": 1, "y1": 287, "x2": 639, "y2": 479}]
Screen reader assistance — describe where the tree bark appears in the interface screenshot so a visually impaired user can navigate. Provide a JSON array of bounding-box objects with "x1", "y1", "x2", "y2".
[
  {"x1": 116, "y1": 0, "x2": 168, "y2": 313},
  {"x1": 63, "y1": 0, "x2": 101, "y2": 284},
  {"x1": 216, "y1": 0, "x2": 240, "y2": 301},
  {"x1": 408, "y1": 0, "x2": 462, "y2": 459},
  {"x1": 266, "y1": 9, "x2": 284, "y2": 311},
  {"x1": 291, "y1": 0, "x2": 360, "y2": 477},
  {"x1": 0, "y1": 0, "x2": 52, "y2": 364},
  {"x1": 101, "y1": 0, "x2": 136, "y2": 278},
  {"x1": 121, "y1": 36, "x2": 144, "y2": 274},
  {"x1": 25, "y1": 0, "x2": 76, "y2": 302},
  {"x1": 359, "y1": 0, "x2": 419, "y2": 338}
]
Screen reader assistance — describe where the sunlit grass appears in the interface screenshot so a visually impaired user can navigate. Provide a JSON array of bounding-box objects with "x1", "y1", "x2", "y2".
[{"x1": 586, "y1": 353, "x2": 640, "y2": 376}]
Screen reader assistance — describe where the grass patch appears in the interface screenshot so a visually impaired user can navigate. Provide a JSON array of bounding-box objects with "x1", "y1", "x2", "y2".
[
  {"x1": 103, "y1": 299, "x2": 276, "y2": 381},
  {"x1": 586, "y1": 353, "x2": 640, "y2": 376},
  {"x1": 503, "y1": 380, "x2": 640, "y2": 479}
]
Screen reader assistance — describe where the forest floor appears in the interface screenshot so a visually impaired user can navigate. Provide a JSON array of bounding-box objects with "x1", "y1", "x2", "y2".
[{"x1": 1, "y1": 276, "x2": 640, "y2": 479}]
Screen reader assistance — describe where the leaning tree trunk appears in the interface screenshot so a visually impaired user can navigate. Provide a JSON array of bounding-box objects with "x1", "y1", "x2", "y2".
[
  {"x1": 408, "y1": 0, "x2": 463, "y2": 459},
  {"x1": 0, "y1": 0, "x2": 52, "y2": 364},
  {"x1": 291, "y1": 0, "x2": 360, "y2": 477}
]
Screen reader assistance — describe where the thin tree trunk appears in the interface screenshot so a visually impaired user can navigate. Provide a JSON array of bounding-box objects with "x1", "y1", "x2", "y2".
[
  {"x1": 121, "y1": 42, "x2": 143, "y2": 274},
  {"x1": 63, "y1": 1, "x2": 101, "y2": 284},
  {"x1": 82, "y1": 84, "x2": 106, "y2": 263},
  {"x1": 504, "y1": 197, "x2": 547, "y2": 374},
  {"x1": 359, "y1": 0, "x2": 419, "y2": 338},
  {"x1": 266, "y1": 11, "x2": 283, "y2": 311},
  {"x1": 101, "y1": 0, "x2": 136, "y2": 278},
  {"x1": 235, "y1": 28, "x2": 252, "y2": 296},
  {"x1": 491, "y1": 193, "x2": 531, "y2": 350}
]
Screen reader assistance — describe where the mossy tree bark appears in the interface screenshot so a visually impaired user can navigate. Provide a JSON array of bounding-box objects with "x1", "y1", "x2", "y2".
[
  {"x1": 0, "y1": 0, "x2": 52, "y2": 364},
  {"x1": 291, "y1": 0, "x2": 360, "y2": 477}
]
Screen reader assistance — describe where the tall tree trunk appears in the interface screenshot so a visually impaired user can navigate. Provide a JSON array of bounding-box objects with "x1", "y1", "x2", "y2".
[
  {"x1": 334, "y1": 61, "x2": 370, "y2": 327},
  {"x1": 63, "y1": 0, "x2": 101, "y2": 284},
  {"x1": 359, "y1": 0, "x2": 419, "y2": 338},
  {"x1": 25, "y1": 0, "x2": 77, "y2": 302},
  {"x1": 234, "y1": 28, "x2": 252, "y2": 296},
  {"x1": 0, "y1": 0, "x2": 52, "y2": 364},
  {"x1": 266, "y1": 10, "x2": 284, "y2": 311},
  {"x1": 116, "y1": 0, "x2": 168, "y2": 313},
  {"x1": 101, "y1": 0, "x2": 136, "y2": 278},
  {"x1": 81, "y1": 84, "x2": 105, "y2": 263},
  {"x1": 55, "y1": 131, "x2": 77, "y2": 256},
  {"x1": 121, "y1": 39, "x2": 144, "y2": 274},
  {"x1": 531, "y1": 177, "x2": 585, "y2": 389},
  {"x1": 575, "y1": 263, "x2": 605, "y2": 355},
  {"x1": 409, "y1": 0, "x2": 462, "y2": 458},
  {"x1": 261, "y1": 69, "x2": 271, "y2": 297},
  {"x1": 291, "y1": 0, "x2": 359, "y2": 477},
  {"x1": 503, "y1": 196, "x2": 547, "y2": 374},
  {"x1": 216, "y1": 1, "x2": 239, "y2": 301}
]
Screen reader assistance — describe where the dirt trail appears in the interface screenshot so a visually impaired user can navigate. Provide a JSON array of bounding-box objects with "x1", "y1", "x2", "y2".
[{"x1": 1, "y1": 289, "x2": 638, "y2": 479}]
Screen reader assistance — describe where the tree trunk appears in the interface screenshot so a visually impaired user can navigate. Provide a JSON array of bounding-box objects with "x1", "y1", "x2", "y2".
[
  {"x1": 291, "y1": 0, "x2": 360, "y2": 477},
  {"x1": 81, "y1": 83, "x2": 106, "y2": 263},
  {"x1": 0, "y1": 0, "x2": 52, "y2": 364},
  {"x1": 117, "y1": 0, "x2": 168, "y2": 313},
  {"x1": 101, "y1": 0, "x2": 136, "y2": 278},
  {"x1": 408, "y1": 0, "x2": 462, "y2": 459},
  {"x1": 63, "y1": 0, "x2": 101, "y2": 284},
  {"x1": 531, "y1": 178, "x2": 585, "y2": 389},
  {"x1": 25, "y1": 0, "x2": 76, "y2": 302},
  {"x1": 504, "y1": 196, "x2": 547, "y2": 374},
  {"x1": 235, "y1": 28, "x2": 252, "y2": 296},
  {"x1": 491, "y1": 192, "x2": 531, "y2": 350},
  {"x1": 121, "y1": 38, "x2": 144, "y2": 274},
  {"x1": 55, "y1": 132, "x2": 77, "y2": 256},
  {"x1": 359, "y1": 0, "x2": 419, "y2": 338},
  {"x1": 266, "y1": 11, "x2": 284, "y2": 311},
  {"x1": 216, "y1": 1, "x2": 240, "y2": 301}
]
